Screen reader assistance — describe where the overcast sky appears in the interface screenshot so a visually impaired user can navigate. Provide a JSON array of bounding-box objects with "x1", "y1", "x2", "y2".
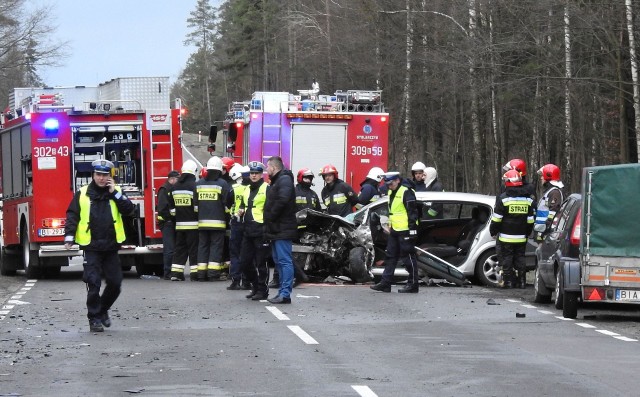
[{"x1": 32, "y1": 0, "x2": 215, "y2": 87}]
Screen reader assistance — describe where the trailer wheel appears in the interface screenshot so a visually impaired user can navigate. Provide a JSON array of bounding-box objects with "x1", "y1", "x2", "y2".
[
  {"x1": 533, "y1": 266, "x2": 552, "y2": 303},
  {"x1": 562, "y1": 291, "x2": 578, "y2": 319},
  {"x1": 0, "y1": 247, "x2": 18, "y2": 276},
  {"x1": 554, "y1": 269, "x2": 565, "y2": 310},
  {"x1": 21, "y1": 225, "x2": 41, "y2": 279}
]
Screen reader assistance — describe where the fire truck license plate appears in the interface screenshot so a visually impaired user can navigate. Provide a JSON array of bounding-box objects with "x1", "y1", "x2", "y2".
[
  {"x1": 615, "y1": 289, "x2": 640, "y2": 301},
  {"x1": 38, "y1": 228, "x2": 65, "y2": 237}
]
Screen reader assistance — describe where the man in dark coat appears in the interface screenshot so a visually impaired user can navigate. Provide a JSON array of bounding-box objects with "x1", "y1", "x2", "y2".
[
  {"x1": 157, "y1": 170, "x2": 180, "y2": 279},
  {"x1": 264, "y1": 156, "x2": 298, "y2": 304}
]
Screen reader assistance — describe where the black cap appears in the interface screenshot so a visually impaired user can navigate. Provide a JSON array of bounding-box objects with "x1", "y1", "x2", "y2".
[{"x1": 168, "y1": 170, "x2": 180, "y2": 178}]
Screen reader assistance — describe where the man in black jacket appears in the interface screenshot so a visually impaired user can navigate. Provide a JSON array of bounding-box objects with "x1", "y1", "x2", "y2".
[
  {"x1": 264, "y1": 156, "x2": 298, "y2": 304},
  {"x1": 157, "y1": 170, "x2": 179, "y2": 279},
  {"x1": 64, "y1": 159, "x2": 135, "y2": 332},
  {"x1": 320, "y1": 164, "x2": 358, "y2": 217}
]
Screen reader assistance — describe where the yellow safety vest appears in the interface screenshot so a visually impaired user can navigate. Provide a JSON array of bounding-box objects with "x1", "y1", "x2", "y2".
[
  {"x1": 75, "y1": 185, "x2": 126, "y2": 245},
  {"x1": 232, "y1": 183, "x2": 248, "y2": 214},
  {"x1": 243, "y1": 183, "x2": 267, "y2": 223},
  {"x1": 388, "y1": 186, "x2": 409, "y2": 231}
]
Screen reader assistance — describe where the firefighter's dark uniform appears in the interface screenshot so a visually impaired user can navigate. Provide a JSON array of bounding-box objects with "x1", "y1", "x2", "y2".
[
  {"x1": 227, "y1": 178, "x2": 249, "y2": 289},
  {"x1": 240, "y1": 178, "x2": 270, "y2": 300},
  {"x1": 169, "y1": 173, "x2": 199, "y2": 281},
  {"x1": 64, "y1": 169, "x2": 135, "y2": 331},
  {"x1": 321, "y1": 178, "x2": 358, "y2": 217},
  {"x1": 356, "y1": 178, "x2": 382, "y2": 209},
  {"x1": 194, "y1": 172, "x2": 230, "y2": 280},
  {"x1": 490, "y1": 185, "x2": 535, "y2": 288},
  {"x1": 295, "y1": 183, "x2": 321, "y2": 212},
  {"x1": 371, "y1": 175, "x2": 420, "y2": 293},
  {"x1": 157, "y1": 171, "x2": 178, "y2": 279}
]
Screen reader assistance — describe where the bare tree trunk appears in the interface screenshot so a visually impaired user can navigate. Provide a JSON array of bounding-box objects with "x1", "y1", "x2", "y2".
[
  {"x1": 489, "y1": 4, "x2": 499, "y2": 191},
  {"x1": 263, "y1": 0, "x2": 268, "y2": 90},
  {"x1": 401, "y1": 0, "x2": 413, "y2": 172},
  {"x1": 468, "y1": 0, "x2": 481, "y2": 192},
  {"x1": 617, "y1": 28, "x2": 629, "y2": 163},
  {"x1": 325, "y1": 0, "x2": 333, "y2": 89},
  {"x1": 564, "y1": 3, "x2": 573, "y2": 181},
  {"x1": 626, "y1": 0, "x2": 640, "y2": 162}
]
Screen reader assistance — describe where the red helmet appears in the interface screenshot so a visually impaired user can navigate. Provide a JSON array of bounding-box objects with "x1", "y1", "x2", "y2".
[
  {"x1": 503, "y1": 158, "x2": 527, "y2": 176},
  {"x1": 537, "y1": 163, "x2": 561, "y2": 182},
  {"x1": 199, "y1": 167, "x2": 208, "y2": 179},
  {"x1": 297, "y1": 168, "x2": 314, "y2": 183},
  {"x1": 319, "y1": 164, "x2": 338, "y2": 178},
  {"x1": 221, "y1": 157, "x2": 235, "y2": 172},
  {"x1": 503, "y1": 169, "x2": 523, "y2": 187}
]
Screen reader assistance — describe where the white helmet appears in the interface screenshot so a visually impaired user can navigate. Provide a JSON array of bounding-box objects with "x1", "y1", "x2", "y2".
[
  {"x1": 181, "y1": 159, "x2": 198, "y2": 175},
  {"x1": 424, "y1": 167, "x2": 438, "y2": 187},
  {"x1": 206, "y1": 156, "x2": 223, "y2": 171},
  {"x1": 366, "y1": 166, "x2": 385, "y2": 182},
  {"x1": 229, "y1": 163, "x2": 244, "y2": 183},
  {"x1": 411, "y1": 161, "x2": 427, "y2": 172}
]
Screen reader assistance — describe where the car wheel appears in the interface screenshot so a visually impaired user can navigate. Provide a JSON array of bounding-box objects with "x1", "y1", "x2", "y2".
[
  {"x1": 475, "y1": 249, "x2": 499, "y2": 287},
  {"x1": 0, "y1": 247, "x2": 18, "y2": 276},
  {"x1": 21, "y1": 224, "x2": 42, "y2": 279},
  {"x1": 563, "y1": 291, "x2": 579, "y2": 319},
  {"x1": 533, "y1": 266, "x2": 552, "y2": 303},
  {"x1": 348, "y1": 247, "x2": 372, "y2": 283},
  {"x1": 554, "y1": 269, "x2": 564, "y2": 310}
]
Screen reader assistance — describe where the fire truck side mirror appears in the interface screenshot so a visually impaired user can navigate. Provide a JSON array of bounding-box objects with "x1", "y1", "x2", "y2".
[{"x1": 209, "y1": 125, "x2": 218, "y2": 143}]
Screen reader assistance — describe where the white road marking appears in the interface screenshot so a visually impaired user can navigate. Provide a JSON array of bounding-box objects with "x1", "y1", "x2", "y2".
[
  {"x1": 2, "y1": 305, "x2": 14, "y2": 310},
  {"x1": 537, "y1": 310, "x2": 554, "y2": 314},
  {"x1": 296, "y1": 294, "x2": 320, "y2": 298},
  {"x1": 20, "y1": 287, "x2": 31, "y2": 291},
  {"x1": 11, "y1": 296, "x2": 22, "y2": 299},
  {"x1": 7, "y1": 300, "x2": 30, "y2": 305},
  {"x1": 25, "y1": 283, "x2": 35, "y2": 287},
  {"x1": 287, "y1": 325, "x2": 318, "y2": 344},
  {"x1": 0, "y1": 310, "x2": 9, "y2": 315},
  {"x1": 27, "y1": 279, "x2": 37, "y2": 283},
  {"x1": 266, "y1": 306, "x2": 290, "y2": 321},
  {"x1": 596, "y1": 329, "x2": 620, "y2": 336},
  {"x1": 506, "y1": 299, "x2": 520, "y2": 303},
  {"x1": 521, "y1": 304, "x2": 537, "y2": 309},
  {"x1": 555, "y1": 316, "x2": 574, "y2": 321},
  {"x1": 613, "y1": 336, "x2": 638, "y2": 342},
  {"x1": 1, "y1": 280, "x2": 36, "y2": 321},
  {"x1": 15, "y1": 291, "x2": 26, "y2": 295},
  {"x1": 352, "y1": 385, "x2": 378, "y2": 397},
  {"x1": 575, "y1": 323, "x2": 596, "y2": 329}
]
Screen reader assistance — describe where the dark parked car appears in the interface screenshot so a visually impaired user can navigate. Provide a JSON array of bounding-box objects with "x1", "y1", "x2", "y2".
[{"x1": 534, "y1": 193, "x2": 582, "y2": 307}]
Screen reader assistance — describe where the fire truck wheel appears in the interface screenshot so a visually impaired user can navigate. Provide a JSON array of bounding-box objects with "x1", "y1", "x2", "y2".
[
  {"x1": 21, "y1": 225, "x2": 42, "y2": 279},
  {"x1": 0, "y1": 247, "x2": 18, "y2": 276}
]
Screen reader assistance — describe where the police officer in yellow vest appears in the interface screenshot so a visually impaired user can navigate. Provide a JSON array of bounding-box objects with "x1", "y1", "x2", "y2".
[
  {"x1": 64, "y1": 159, "x2": 135, "y2": 332},
  {"x1": 239, "y1": 161, "x2": 270, "y2": 301},
  {"x1": 370, "y1": 171, "x2": 420, "y2": 293}
]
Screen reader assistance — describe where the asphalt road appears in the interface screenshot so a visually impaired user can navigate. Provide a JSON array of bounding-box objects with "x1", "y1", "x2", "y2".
[{"x1": 2, "y1": 269, "x2": 640, "y2": 397}]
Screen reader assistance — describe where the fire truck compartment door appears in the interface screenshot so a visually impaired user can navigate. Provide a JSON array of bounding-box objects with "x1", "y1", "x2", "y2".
[{"x1": 290, "y1": 123, "x2": 347, "y2": 201}]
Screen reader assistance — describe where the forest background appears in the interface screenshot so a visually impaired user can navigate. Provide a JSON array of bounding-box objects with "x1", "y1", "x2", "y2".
[{"x1": 4, "y1": 0, "x2": 640, "y2": 195}]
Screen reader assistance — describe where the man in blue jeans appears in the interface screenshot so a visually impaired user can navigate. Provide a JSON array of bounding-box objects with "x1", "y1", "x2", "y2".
[{"x1": 264, "y1": 156, "x2": 298, "y2": 304}]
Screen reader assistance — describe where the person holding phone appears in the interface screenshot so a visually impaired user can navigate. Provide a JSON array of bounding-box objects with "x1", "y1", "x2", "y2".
[{"x1": 64, "y1": 159, "x2": 135, "y2": 332}]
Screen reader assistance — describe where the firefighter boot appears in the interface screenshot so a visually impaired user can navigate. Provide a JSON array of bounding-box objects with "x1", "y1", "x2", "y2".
[
  {"x1": 502, "y1": 270, "x2": 514, "y2": 289},
  {"x1": 518, "y1": 271, "x2": 527, "y2": 289},
  {"x1": 398, "y1": 283, "x2": 419, "y2": 293},
  {"x1": 370, "y1": 282, "x2": 391, "y2": 292},
  {"x1": 227, "y1": 279, "x2": 242, "y2": 290}
]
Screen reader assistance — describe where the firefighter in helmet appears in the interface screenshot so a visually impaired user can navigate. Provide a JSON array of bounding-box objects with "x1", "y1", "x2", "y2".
[
  {"x1": 221, "y1": 157, "x2": 235, "y2": 184},
  {"x1": 490, "y1": 170, "x2": 535, "y2": 289},
  {"x1": 502, "y1": 158, "x2": 536, "y2": 202},
  {"x1": 168, "y1": 159, "x2": 199, "y2": 281},
  {"x1": 239, "y1": 161, "x2": 270, "y2": 301},
  {"x1": 157, "y1": 170, "x2": 180, "y2": 279},
  {"x1": 64, "y1": 159, "x2": 136, "y2": 332},
  {"x1": 227, "y1": 164, "x2": 251, "y2": 290},
  {"x1": 534, "y1": 164, "x2": 564, "y2": 241},
  {"x1": 194, "y1": 156, "x2": 230, "y2": 281},
  {"x1": 319, "y1": 164, "x2": 358, "y2": 217},
  {"x1": 356, "y1": 166, "x2": 384, "y2": 209},
  {"x1": 411, "y1": 161, "x2": 428, "y2": 192}
]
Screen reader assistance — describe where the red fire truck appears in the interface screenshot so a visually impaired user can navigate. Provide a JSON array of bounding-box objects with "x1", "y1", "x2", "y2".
[
  {"x1": 223, "y1": 89, "x2": 389, "y2": 198},
  {"x1": 0, "y1": 97, "x2": 183, "y2": 278}
]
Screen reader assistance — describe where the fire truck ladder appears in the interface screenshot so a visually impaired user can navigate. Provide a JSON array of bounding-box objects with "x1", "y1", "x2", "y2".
[
  {"x1": 149, "y1": 127, "x2": 174, "y2": 234},
  {"x1": 259, "y1": 95, "x2": 283, "y2": 163}
]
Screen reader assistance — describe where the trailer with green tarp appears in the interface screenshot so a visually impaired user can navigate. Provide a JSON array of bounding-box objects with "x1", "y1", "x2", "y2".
[{"x1": 561, "y1": 163, "x2": 640, "y2": 318}]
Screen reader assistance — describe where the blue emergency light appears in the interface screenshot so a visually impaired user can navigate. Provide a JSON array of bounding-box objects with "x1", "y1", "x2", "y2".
[{"x1": 43, "y1": 118, "x2": 59, "y2": 133}]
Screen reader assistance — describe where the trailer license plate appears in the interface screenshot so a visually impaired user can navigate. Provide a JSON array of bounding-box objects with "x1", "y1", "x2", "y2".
[
  {"x1": 615, "y1": 289, "x2": 640, "y2": 302},
  {"x1": 38, "y1": 228, "x2": 65, "y2": 237}
]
